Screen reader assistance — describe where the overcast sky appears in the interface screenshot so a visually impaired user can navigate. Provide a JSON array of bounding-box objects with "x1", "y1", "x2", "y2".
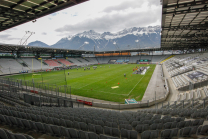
[{"x1": 0, "y1": 0, "x2": 162, "y2": 45}]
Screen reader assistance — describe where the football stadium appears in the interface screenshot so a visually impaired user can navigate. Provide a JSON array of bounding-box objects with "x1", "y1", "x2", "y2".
[{"x1": 0, "y1": 0, "x2": 208, "y2": 139}]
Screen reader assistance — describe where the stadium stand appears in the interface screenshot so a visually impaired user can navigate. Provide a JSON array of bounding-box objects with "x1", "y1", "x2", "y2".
[
  {"x1": 22, "y1": 58, "x2": 51, "y2": 70},
  {"x1": 85, "y1": 57, "x2": 99, "y2": 65},
  {"x1": 0, "y1": 93, "x2": 208, "y2": 139},
  {"x1": 67, "y1": 58, "x2": 83, "y2": 66},
  {"x1": 0, "y1": 54, "x2": 208, "y2": 139},
  {"x1": 0, "y1": 56, "x2": 167, "y2": 74},
  {"x1": 44, "y1": 59, "x2": 62, "y2": 67},
  {"x1": 0, "y1": 59, "x2": 30, "y2": 74},
  {"x1": 54, "y1": 59, "x2": 73, "y2": 66}
]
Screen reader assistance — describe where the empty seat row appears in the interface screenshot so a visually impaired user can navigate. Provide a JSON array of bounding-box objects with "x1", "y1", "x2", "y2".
[{"x1": 0, "y1": 128, "x2": 34, "y2": 139}]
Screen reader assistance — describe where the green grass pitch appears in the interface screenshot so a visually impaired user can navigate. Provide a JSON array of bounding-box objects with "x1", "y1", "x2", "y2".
[{"x1": 7, "y1": 64, "x2": 156, "y2": 103}]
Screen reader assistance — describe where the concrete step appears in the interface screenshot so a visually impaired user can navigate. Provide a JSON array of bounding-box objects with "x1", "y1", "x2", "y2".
[
  {"x1": 201, "y1": 90, "x2": 207, "y2": 99},
  {"x1": 193, "y1": 90, "x2": 197, "y2": 100}
]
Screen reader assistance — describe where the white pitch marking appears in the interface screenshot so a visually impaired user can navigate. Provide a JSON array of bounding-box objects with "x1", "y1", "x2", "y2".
[{"x1": 127, "y1": 74, "x2": 146, "y2": 96}]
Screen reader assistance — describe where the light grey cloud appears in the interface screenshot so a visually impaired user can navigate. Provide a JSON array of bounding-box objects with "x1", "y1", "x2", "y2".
[
  {"x1": 42, "y1": 32, "x2": 47, "y2": 35},
  {"x1": 51, "y1": 13, "x2": 59, "y2": 16},
  {"x1": 0, "y1": 34, "x2": 19, "y2": 41},
  {"x1": 55, "y1": 7, "x2": 161, "y2": 35},
  {"x1": 103, "y1": 0, "x2": 160, "y2": 13}
]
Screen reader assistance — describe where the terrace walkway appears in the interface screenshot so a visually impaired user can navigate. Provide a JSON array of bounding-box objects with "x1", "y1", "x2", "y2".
[{"x1": 142, "y1": 65, "x2": 166, "y2": 101}]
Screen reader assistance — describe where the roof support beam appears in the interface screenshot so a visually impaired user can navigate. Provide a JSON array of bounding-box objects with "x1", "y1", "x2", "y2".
[
  {"x1": 163, "y1": 0, "x2": 208, "y2": 9},
  {"x1": 161, "y1": 34, "x2": 208, "y2": 38},
  {"x1": 162, "y1": 24, "x2": 208, "y2": 31},
  {"x1": 10, "y1": 0, "x2": 27, "y2": 9},
  {"x1": 163, "y1": 6, "x2": 208, "y2": 15},
  {"x1": 0, "y1": 6, "x2": 35, "y2": 18}
]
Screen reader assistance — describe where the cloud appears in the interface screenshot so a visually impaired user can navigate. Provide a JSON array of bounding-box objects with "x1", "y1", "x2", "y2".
[
  {"x1": 51, "y1": 13, "x2": 59, "y2": 16},
  {"x1": 42, "y1": 32, "x2": 47, "y2": 35},
  {"x1": 0, "y1": 0, "x2": 162, "y2": 45},
  {"x1": 55, "y1": 7, "x2": 161, "y2": 35},
  {"x1": 103, "y1": 0, "x2": 160, "y2": 13},
  {"x1": 0, "y1": 34, "x2": 19, "y2": 41}
]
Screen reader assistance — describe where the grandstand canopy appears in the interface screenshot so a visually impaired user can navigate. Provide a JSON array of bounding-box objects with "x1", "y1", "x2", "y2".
[
  {"x1": 0, "y1": 44, "x2": 184, "y2": 54},
  {"x1": 0, "y1": 44, "x2": 88, "y2": 54},
  {"x1": 161, "y1": 0, "x2": 208, "y2": 49},
  {"x1": 0, "y1": 0, "x2": 88, "y2": 32}
]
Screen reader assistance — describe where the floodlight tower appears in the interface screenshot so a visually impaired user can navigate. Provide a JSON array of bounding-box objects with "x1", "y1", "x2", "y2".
[
  {"x1": 79, "y1": 41, "x2": 89, "y2": 50},
  {"x1": 18, "y1": 31, "x2": 35, "y2": 45},
  {"x1": 113, "y1": 41, "x2": 120, "y2": 50}
]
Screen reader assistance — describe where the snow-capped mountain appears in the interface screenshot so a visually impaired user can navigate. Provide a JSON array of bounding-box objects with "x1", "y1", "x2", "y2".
[{"x1": 28, "y1": 26, "x2": 161, "y2": 51}]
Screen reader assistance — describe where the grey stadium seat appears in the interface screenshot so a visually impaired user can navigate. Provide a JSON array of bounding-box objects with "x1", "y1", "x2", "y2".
[
  {"x1": 80, "y1": 122, "x2": 88, "y2": 131},
  {"x1": 88, "y1": 132, "x2": 99, "y2": 139},
  {"x1": 14, "y1": 134, "x2": 27, "y2": 139},
  {"x1": 60, "y1": 127, "x2": 70, "y2": 138},
  {"x1": 51, "y1": 125, "x2": 62, "y2": 136},
  {"x1": 197, "y1": 125, "x2": 208, "y2": 135},
  {"x1": 141, "y1": 130, "x2": 158, "y2": 139},
  {"x1": 161, "y1": 129, "x2": 172, "y2": 139},
  {"x1": 179, "y1": 127, "x2": 192, "y2": 137},
  {"x1": 65, "y1": 120, "x2": 74, "y2": 128},
  {"x1": 68, "y1": 128, "x2": 79, "y2": 138},
  {"x1": 79, "y1": 130, "x2": 89, "y2": 139},
  {"x1": 44, "y1": 124, "x2": 54, "y2": 136},
  {"x1": 35, "y1": 122, "x2": 45, "y2": 133},
  {"x1": 89, "y1": 123, "x2": 96, "y2": 133},
  {"x1": 100, "y1": 134, "x2": 119, "y2": 139},
  {"x1": 104, "y1": 126, "x2": 111, "y2": 136},
  {"x1": 59, "y1": 119, "x2": 67, "y2": 127},
  {"x1": 95, "y1": 125, "x2": 103, "y2": 134},
  {"x1": 120, "y1": 124, "x2": 132, "y2": 130},
  {"x1": 21, "y1": 119, "x2": 32, "y2": 129},
  {"x1": 135, "y1": 124, "x2": 149, "y2": 133},
  {"x1": 112, "y1": 128, "x2": 120, "y2": 137},
  {"x1": 0, "y1": 128, "x2": 9, "y2": 139},
  {"x1": 141, "y1": 130, "x2": 151, "y2": 139},
  {"x1": 74, "y1": 121, "x2": 80, "y2": 130}
]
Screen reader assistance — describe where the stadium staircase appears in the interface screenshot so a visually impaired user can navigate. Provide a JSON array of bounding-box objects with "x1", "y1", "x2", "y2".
[
  {"x1": 44, "y1": 60, "x2": 61, "y2": 67},
  {"x1": 83, "y1": 58, "x2": 90, "y2": 62},
  {"x1": 160, "y1": 55, "x2": 175, "y2": 64},
  {"x1": 77, "y1": 59, "x2": 82, "y2": 63},
  {"x1": 96, "y1": 57, "x2": 99, "y2": 63},
  {"x1": 39, "y1": 60, "x2": 48, "y2": 66},
  {"x1": 57, "y1": 59, "x2": 73, "y2": 66},
  {"x1": 54, "y1": 59, "x2": 64, "y2": 66},
  {"x1": 66, "y1": 59, "x2": 74, "y2": 64},
  {"x1": 16, "y1": 59, "x2": 29, "y2": 68}
]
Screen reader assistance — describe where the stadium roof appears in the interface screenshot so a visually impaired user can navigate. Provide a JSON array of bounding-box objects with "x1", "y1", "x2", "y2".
[
  {"x1": 0, "y1": 0, "x2": 88, "y2": 32},
  {"x1": 161, "y1": 0, "x2": 208, "y2": 48},
  {"x1": 0, "y1": 44, "x2": 190, "y2": 54},
  {"x1": 0, "y1": 43, "x2": 88, "y2": 54}
]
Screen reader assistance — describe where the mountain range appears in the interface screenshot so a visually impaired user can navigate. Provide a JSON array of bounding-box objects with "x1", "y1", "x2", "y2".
[{"x1": 28, "y1": 26, "x2": 161, "y2": 51}]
